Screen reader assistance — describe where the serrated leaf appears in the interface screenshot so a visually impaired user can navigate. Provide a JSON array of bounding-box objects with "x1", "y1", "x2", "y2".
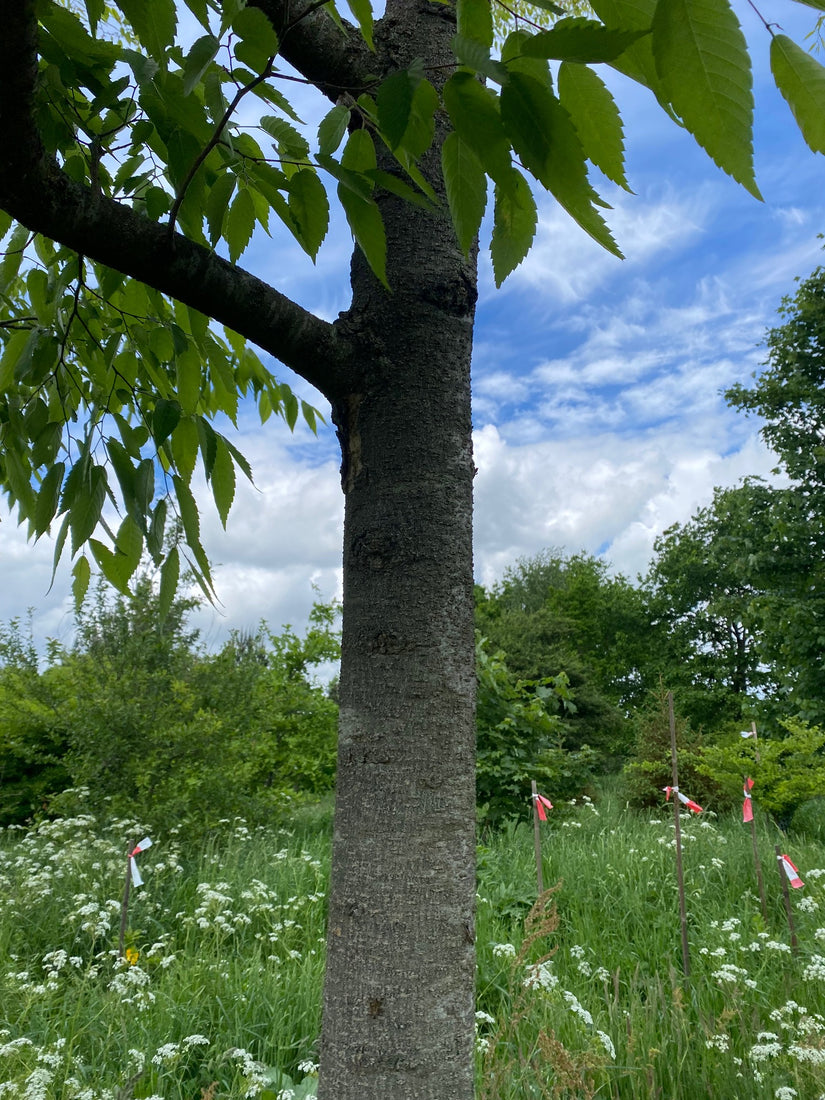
[
  {"x1": 72, "y1": 555, "x2": 91, "y2": 611},
  {"x1": 115, "y1": 513, "x2": 144, "y2": 579},
  {"x1": 226, "y1": 187, "x2": 256, "y2": 263},
  {"x1": 232, "y1": 5, "x2": 279, "y2": 61},
  {"x1": 451, "y1": 33, "x2": 509, "y2": 84},
  {"x1": 90, "y1": 538, "x2": 130, "y2": 595},
  {"x1": 771, "y1": 34, "x2": 825, "y2": 155},
  {"x1": 491, "y1": 169, "x2": 538, "y2": 286},
  {"x1": 152, "y1": 398, "x2": 181, "y2": 445},
  {"x1": 652, "y1": 0, "x2": 760, "y2": 198},
  {"x1": 176, "y1": 347, "x2": 202, "y2": 414},
  {"x1": 542, "y1": 94, "x2": 623, "y2": 257},
  {"x1": 520, "y1": 17, "x2": 648, "y2": 62},
  {"x1": 205, "y1": 173, "x2": 235, "y2": 245},
  {"x1": 318, "y1": 104, "x2": 350, "y2": 156},
  {"x1": 70, "y1": 464, "x2": 107, "y2": 554},
  {"x1": 443, "y1": 72, "x2": 512, "y2": 183},
  {"x1": 377, "y1": 66, "x2": 419, "y2": 150},
  {"x1": 172, "y1": 417, "x2": 199, "y2": 482},
  {"x1": 173, "y1": 474, "x2": 213, "y2": 590},
  {"x1": 158, "y1": 546, "x2": 180, "y2": 623},
  {"x1": 211, "y1": 438, "x2": 236, "y2": 528},
  {"x1": 183, "y1": 34, "x2": 219, "y2": 95},
  {"x1": 116, "y1": 0, "x2": 177, "y2": 62},
  {"x1": 442, "y1": 131, "x2": 487, "y2": 255},
  {"x1": 261, "y1": 115, "x2": 309, "y2": 159},
  {"x1": 558, "y1": 62, "x2": 629, "y2": 190},
  {"x1": 345, "y1": 0, "x2": 374, "y2": 49},
  {"x1": 338, "y1": 186, "x2": 388, "y2": 287},
  {"x1": 458, "y1": 0, "x2": 493, "y2": 48},
  {"x1": 287, "y1": 170, "x2": 329, "y2": 260},
  {"x1": 500, "y1": 71, "x2": 555, "y2": 185},
  {"x1": 33, "y1": 462, "x2": 65, "y2": 538}
]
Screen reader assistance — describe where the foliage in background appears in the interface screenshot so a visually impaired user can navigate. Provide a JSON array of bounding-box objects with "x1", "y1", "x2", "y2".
[
  {"x1": 0, "y1": 582, "x2": 341, "y2": 830},
  {"x1": 621, "y1": 684, "x2": 724, "y2": 811},
  {"x1": 475, "y1": 550, "x2": 648, "y2": 763},
  {"x1": 697, "y1": 718, "x2": 825, "y2": 825},
  {"x1": 476, "y1": 636, "x2": 597, "y2": 826},
  {"x1": 0, "y1": 618, "x2": 71, "y2": 824}
]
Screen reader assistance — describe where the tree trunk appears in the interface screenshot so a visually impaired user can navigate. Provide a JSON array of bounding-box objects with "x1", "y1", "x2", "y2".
[{"x1": 318, "y1": 8, "x2": 479, "y2": 1098}]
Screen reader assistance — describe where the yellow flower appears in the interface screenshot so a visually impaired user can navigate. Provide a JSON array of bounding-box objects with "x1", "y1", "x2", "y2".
[{"x1": 125, "y1": 947, "x2": 139, "y2": 966}]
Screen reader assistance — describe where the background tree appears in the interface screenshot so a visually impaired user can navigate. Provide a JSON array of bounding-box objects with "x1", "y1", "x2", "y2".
[
  {"x1": 476, "y1": 550, "x2": 651, "y2": 761},
  {"x1": 1, "y1": 1, "x2": 823, "y2": 1095}
]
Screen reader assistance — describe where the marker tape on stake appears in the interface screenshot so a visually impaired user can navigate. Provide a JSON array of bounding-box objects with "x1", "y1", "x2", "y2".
[
  {"x1": 663, "y1": 787, "x2": 703, "y2": 814},
  {"x1": 778, "y1": 853, "x2": 804, "y2": 889},
  {"x1": 532, "y1": 792, "x2": 554, "y2": 821},
  {"x1": 743, "y1": 777, "x2": 754, "y2": 824},
  {"x1": 129, "y1": 837, "x2": 152, "y2": 888}
]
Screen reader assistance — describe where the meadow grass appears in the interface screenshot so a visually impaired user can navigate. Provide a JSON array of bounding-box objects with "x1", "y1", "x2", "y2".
[{"x1": 1, "y1": 788, "x2": 824, "y2": 1098}]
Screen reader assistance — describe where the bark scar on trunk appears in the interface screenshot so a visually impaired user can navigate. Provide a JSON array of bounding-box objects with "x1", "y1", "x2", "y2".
[{"x1": 333, "y1": 393, "x2": 364, "y2": 494}]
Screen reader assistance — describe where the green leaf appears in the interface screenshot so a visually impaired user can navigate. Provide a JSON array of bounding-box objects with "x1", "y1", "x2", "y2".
[
  {"x1": 651, "y1": 0, "x2": 760, "y2": 198},
  {"x1": 205, "y1": 173, "x2": 237, "y2": 244},
  {"x1": 443, "y1": 72, "x2": 512, "y2": 183},
  {"x1": 173, "y1": 474, "x2": 213, "y2": 590},
  {"x1": 491, "y1": 169, "x2": 538, "y2": 286},
  {"x1": 287, "y1": 170, "x2": 330, "y2": 260},
  {"x1": 182, "y1": 34, "x2": 219, "y2": 95},
  {"x1": 318, "y1": 104, "x2": 351, "y2": 156},
  {"x1": 152, "y1": 398, "x2": 181, "y2": 446},
  {"x1": 158, "y1": 546, "x2": 180, "y2": 623},
  {"x1": 33, "y1": 462, "x2": 65, "y2": 539},
  {"x1": 558, "y1": 62, "x2": 630, "y2": 190},
  {"x1": 451, "y1": 33, "x2": 509, "y2": 84},
  {"x1": 345, "y1": 0, "x2": 374, "y2": 49},
  {"x1": 72, "y1": 555, "x2": 91, "y2": 611},
  {"x1": 377, "y1": 65, "x2": 419, "y2": 150},
  {"x1": 226, "y1": 187, "x2": 256, "y2": 263},
  {"x1": 337, "y1": 185, "x2": 388, "y2": 288},
  {"x1": 457, "y1": 0, "x2": 493, "y2": 48},
  {"x1": 172, "y1": 417, "x2": 199, "y2": 482},
  {"x1": 519, "y1": 18, "x2": 649, "y2": 62},
  {"x1": 261, "y1": 115, "x2": 310, "y2": 159},
  {"x1": 115, "y1": 514, "x2": 144, "y2": 580},
  {"x1": 442, "y1": 131, "x2": 487, "y2": 255},
  {"x1": 211, "y1": 437, "x2": 236, "y2": 528},
  {"x1": 232, "y1": 5, "x2": 279, "y2": 69},
  {"x1": 590, "y1": 0, "x2": 671, "y2": 109},
  {"x1": 70, "y1": 464, "x2": 107, "y2": 554},
  {"x1": 176, "y1": 347, "x2": 202, "y2": 414},
  {"x1": 500, "y1": 71, "x2": 556, "y2": 186},
  {"x1": 116, "y1": 0, "x2": 177, "y2": 62},
  {"x1": 771, "y1": 34, "x2": 825, "y2": 155}
]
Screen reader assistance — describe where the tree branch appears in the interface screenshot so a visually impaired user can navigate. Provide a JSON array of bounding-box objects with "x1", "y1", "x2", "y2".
[
  {"x1": 249, "y1": 0, "x2": 379, "y2": 99},
  {"x1": 0, "y1": 0, "x2": 355, "y2": 402}
]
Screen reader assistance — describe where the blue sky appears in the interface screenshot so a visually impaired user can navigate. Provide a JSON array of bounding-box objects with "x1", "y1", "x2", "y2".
[{"x1": 2, "y1": 0, "x2": 824, "y2": 653}]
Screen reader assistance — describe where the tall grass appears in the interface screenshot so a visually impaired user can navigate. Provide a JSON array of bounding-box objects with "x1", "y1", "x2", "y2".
[{"x1": 1, "y1": 789, "x2": 824, "y2": 1098}]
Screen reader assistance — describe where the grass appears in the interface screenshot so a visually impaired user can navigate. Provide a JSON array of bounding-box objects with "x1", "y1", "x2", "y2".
[{"x1": 1, "y1": 787, "x2": 824, "y2": 1098}]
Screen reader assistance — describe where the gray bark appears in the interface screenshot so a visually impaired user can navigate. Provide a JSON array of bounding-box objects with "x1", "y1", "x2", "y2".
[{"x1": 318, "y1": 6, "x2": 479, "y2": 1098}]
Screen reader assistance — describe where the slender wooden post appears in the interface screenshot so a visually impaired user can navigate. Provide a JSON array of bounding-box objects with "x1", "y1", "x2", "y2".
[
  {"x1": 531, "y1": 780, "x2": 544, "y2": 895},
  {"x1": 745, "y1": 778, "x2": 769, "y2": 923},
  {"x1": 775, "y1": 845, "x2": 799, "y2": 955},
  {"x1": 752, "y1": 721, "x2": 760, "y2": 764},
  {"x1": 118, "y1": 846, "x2": 132, "y2": 958},
  {"x1": 668, "y1": 692, "x2": 690, "y2": 977}
]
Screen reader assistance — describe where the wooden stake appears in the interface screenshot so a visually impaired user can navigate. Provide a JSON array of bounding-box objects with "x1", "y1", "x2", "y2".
[
  {"x1": 745, "y1": 777, "x2": 768, "y2": 923},
  {"x1": 118, "y1": 847, "x2": 132, "y2": 959},
  {"x1": 531, "y1": 780, "x2": 544, "y2": 896},
  {"x1": 668, "y1": 691, "x2": 690, "y2": 977},
  {"x1": 775, "y1": 845, "x2": 799, "y2": 955}
]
